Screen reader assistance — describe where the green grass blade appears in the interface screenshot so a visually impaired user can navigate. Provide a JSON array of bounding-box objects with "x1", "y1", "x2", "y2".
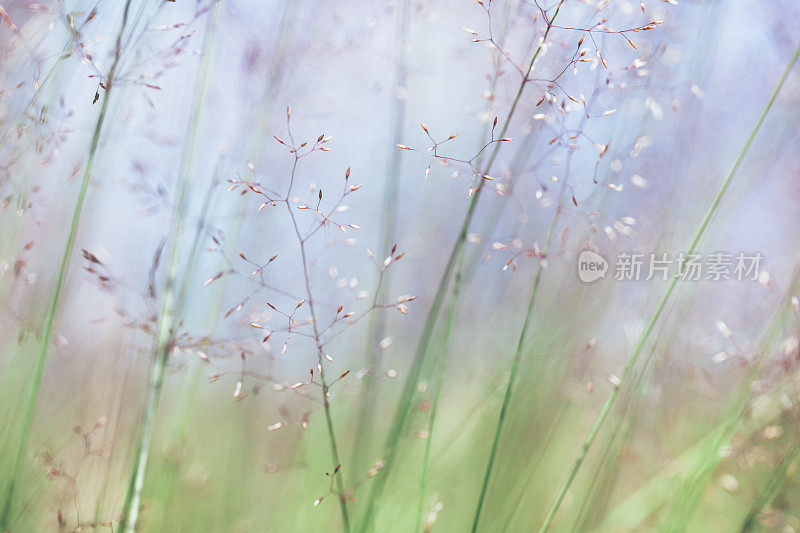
[
  {"x1": 0, "y1": 2, "x2": 135, "y2": 527},
  {"x1": 538, "y1": 38, "x2": 800, "y2": 532}
]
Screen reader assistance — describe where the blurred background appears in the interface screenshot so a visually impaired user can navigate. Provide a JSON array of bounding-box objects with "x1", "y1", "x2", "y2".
[{"x1": 1, "y1": 0, "x2": 800, "y2": 531}]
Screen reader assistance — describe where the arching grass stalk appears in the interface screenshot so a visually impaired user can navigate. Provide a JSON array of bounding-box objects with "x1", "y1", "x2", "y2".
[
  {"x1": 471, "y1": 156, "x2": 572, "y2": 533},
  {"x1": 588, "y1": 267, "x2": 800, "y2": 532},
  {"x1": 658, "y1": 272, "x2": 800, "y2": 532},
  {"x1": 351, "y1": 0, "x2": 411, "y2": 479},
  {"x1": 0, "y1": 1, "x2": 135, "y2": 528},
  {"x1": 119, "y1": 3, "x2": 223, "y2": 531},
  {"x1": 357, "y1": 4, "x2": 565, "y2": 531},
  {"x1": 538, "y1": 39, "x2": 800, "y2": 533}
]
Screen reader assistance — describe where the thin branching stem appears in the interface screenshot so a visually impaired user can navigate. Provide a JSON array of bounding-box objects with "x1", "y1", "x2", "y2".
[
  {"x1": 415, "y1": 8, "x2": 516, "y2": 521},
  {"x1": 285, "y1": 153, "x2": 351, "y2": 532}
]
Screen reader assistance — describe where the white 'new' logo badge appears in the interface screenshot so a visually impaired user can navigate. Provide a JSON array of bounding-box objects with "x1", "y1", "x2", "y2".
[{"x1": 578, "y1": 250, "x2": 608, "y2": 283}]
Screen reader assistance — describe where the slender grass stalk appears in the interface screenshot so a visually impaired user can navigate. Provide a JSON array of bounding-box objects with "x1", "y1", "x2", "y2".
[
  {"x1": 567, "y1": 311, "x2": 681, "y2": 532},
  {"x1": 571, "y1": 316, "x2": 692, "y2": 531},
  {"x1": 471, "y1": 159, "x2": 572, "y2": 532},
  {"x1": 557, "y1": 27, "x2": 722, "y2": 524},
  {"x1": 552, "y1": 33, "x2": 717, "y2": 523},
  {"x1": 471, "y1": 62, "x2": 610, "y2": 529},
  {"x1": 119, "y1": 4, "x2": 222, "y2": 531},
  {"x1": 414, "y1": 254, "x2": 463, "y2": 533},
  {"x1": 0, "y1": 2, "x2": 135, "y2": 528},
  {"x1": 350, "y1": 0, "x2": 411, "y2": 479},
  {"x1": 357, "y1": 6, "x2": 565, "y2": 531},
  {"x1": 567, "y1": 405, "x2": 632, "y2": 533},
  {"x1": 146, "y1": 10, "x2": 296, "y2": 524},
  {"x1": 493, "y1": 90, "x2": 610, "y2": 532},
  {"x1": 414, "y1": 9, "x2": 518, "y2": 519},
  {"x1": 189, "y1": 9, "x2": 297, "y2": 524},
  {"x1": 538, "y1": 39, "x2": 800, "y2": 532}
]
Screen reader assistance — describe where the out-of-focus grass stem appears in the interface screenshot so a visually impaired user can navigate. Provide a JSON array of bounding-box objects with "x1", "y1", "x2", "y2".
[
  {"x1": 351, "y1": 0, "x2": 410, "y2": 481},
  {"x1": 119, "y1": 3, "x2": 222, "y2": 531}
]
